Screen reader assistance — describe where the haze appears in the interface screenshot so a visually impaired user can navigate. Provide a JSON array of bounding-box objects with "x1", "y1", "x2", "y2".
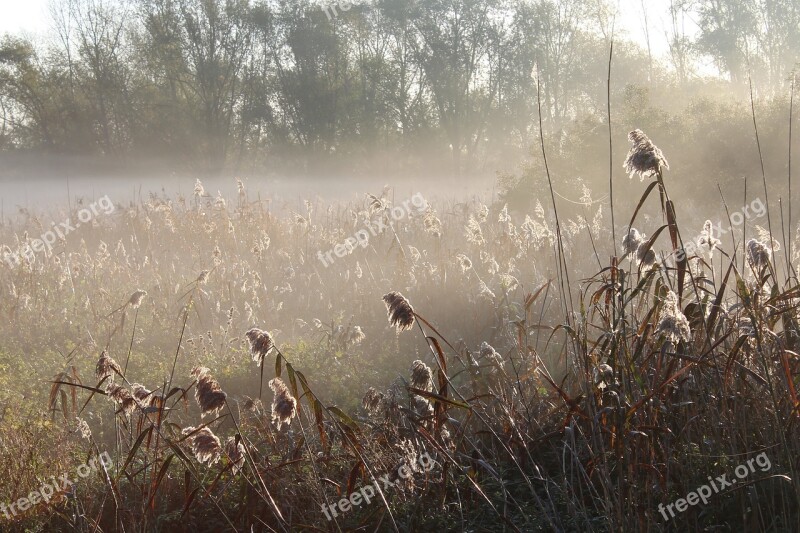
[{"x1": 1, "y1": 1, "x2": 799, "y2": 531}]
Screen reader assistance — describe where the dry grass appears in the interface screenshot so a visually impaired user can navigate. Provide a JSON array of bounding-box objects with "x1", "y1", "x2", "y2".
[{"x1": 1, "y1": 139, "x2": 799, "y2": 531}]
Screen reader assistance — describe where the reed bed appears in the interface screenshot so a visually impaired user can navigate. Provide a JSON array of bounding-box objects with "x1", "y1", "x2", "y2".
[{"x1": 1, "y1": 134, "x2": 799, "y2": 531}]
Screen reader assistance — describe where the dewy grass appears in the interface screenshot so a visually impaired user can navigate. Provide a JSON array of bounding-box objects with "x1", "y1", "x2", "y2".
[{"x1": 2, "y1": 146, "x2": 800, "y2": 530}]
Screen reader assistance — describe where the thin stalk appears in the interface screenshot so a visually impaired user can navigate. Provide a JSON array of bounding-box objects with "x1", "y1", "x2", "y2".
[
  {"x1": 535, "y1": 66, "x2": 574, "y2": 324},
  {"x1": 122, "y1": 307, "x2": 139, "y2": 376},
  {"x1": 607, "y1": 36, "x2": 616, "y2": 256},
  {"x1": 790, "y1": 76, "x2": 796, "y2": 278},
  {"x1": 749, "y1": 76, "x2": 778, "y2": 280}
]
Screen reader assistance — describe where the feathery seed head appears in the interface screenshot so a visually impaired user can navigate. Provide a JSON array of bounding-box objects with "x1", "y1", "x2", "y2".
[
  {"x1": 456, "y1": 254, "x2": 472, "y2": 273},
  {"x1": 746, "y1": 239, "x2": 771, "y2": 269},
  {"x1": 224, "y1": 436, "x2": 246, "y2": 474},
  {"x1": 383, "y1": 291, "x2": 415, "y2": 332},
  {"x1": 246, "y1": 328, "x2": 274, "y2": 362},
  {"x1": 593, "y1": 363, "x2": 614, "y2": 390},
  {"x1": 410, "y1": 360, "x2": 433, "y2": 392},
  {"x1": 192, "y1": 367, "x2": 227, "y2": 417},
  {"x1": 96, "y1": 350, "x2": 122, "y2": 382},
  {"x1": 636, "y1": 244, "x2": 656, "y2": 268},
  {"x1": 128, "y1": 289, "x2": 147, "y2": 309},
  {"x1": 698, "y1": 220, "x2": 721, "y2": 252},
  {"x1": 75, "y1": 417, "x2": 92, "y2": 441},
  {"x1": 347, "y1": 326, "x2": 366, "y2": 346},
  {"x1": 269, "y1": 378, "x2": 297, "y2": 430},
  {"x1": 479, "y1": 342, "x2": 505, "y2": 371},
  {"x1": 182, "y1": 426, "x2": 221, "y2": 465},
  {"x1": 131, "y1": 383, "x2": 153, "y2": 403},
  {"x1": 622, "y1": 228, "x2": 643, "y2": 256},
  {"x1": 655, "y1": 291, "x2": 691, "y2": 344},
  {"x1": 105, "y1": 383, "x2": 136, "y2": 415},
  {"x1": 623, "y1": 129, "x2": 669, "y2": 179}
]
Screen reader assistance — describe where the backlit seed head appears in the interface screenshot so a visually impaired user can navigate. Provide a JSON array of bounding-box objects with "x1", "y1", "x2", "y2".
[
  {"x1": 96, "y1": 350, "x2": 122, "y2": 382},
  {"x1": 243, "y1": 396, "x2": 263, "y2": 413},
  {"x1": 480, "y1": 342, "x2": 504, "y2": 371},
  {"x1": 622, "y1": 228, "x2": 643, "y2": 256},
  {"x1": 593, "y1": 364, "x2": 614, "y2": 390},
  {"x1": 698, "y1": 220, "x2": 721, "y2": 252},
  {"x1": 246, "y1": 328, "x2": 274, "y2": 363},
  {"x1": 410, "y1": 360, "x2": 433, "y2": 392},
  {"x1": 196, "y1": 270, "x2": 211, "y2": 285},
  {"x1": 655, "y1": 290, "x2": 691, "y2": 344},
  {"x1": 131, "y1": 383, "x2": 153, "y2": 403},
  {"x1": 105, "y1": 383, "x2": 136, "y2": 415},
  {"x1": 623, "y1": 129, "x2": 669, "y2": 180},
  {"x1": 383, "y1": 291, "x2": 415, "y2": 332},
  {"x1": 347, "y1": 326, "x2": 366, "y2": 346},
  {"x1": 128, "y1": 289, "x2": 147, "y2": 309},
  {"x1": 224, "y1": 436, "x2": 246, "y2": 474},
  {"x1": 75, "y1": 417, "x2": 92, "y2": 441},
  {"x1": 456, "y1": 254, "x2": 472, "y2": 273},
  {"x1": 636, "y1": 244, "x2": 656, "y2": 268},
  {"x1": 413, "y1": 396, "x2": 434, "y2": 417},
  {"x1": 182, "y1": 426, "x2": 221, "y2": 465},
  {"x1": 269, "y1": 378, "x2": 297, "y2": 430},
  {"x1": 746, "y1": 239, "x2": 771, "y2": 270},
  {"x1": 192, "y1": 367, "x2": 227, "y2": 417}
]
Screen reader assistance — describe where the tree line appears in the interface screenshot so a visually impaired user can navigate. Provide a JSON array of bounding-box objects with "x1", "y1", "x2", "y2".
[{"x1": 0, "y1": 0, "x2": 798, "y2": 175}]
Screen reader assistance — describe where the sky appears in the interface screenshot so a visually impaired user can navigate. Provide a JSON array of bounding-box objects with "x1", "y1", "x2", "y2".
[
  {"x1": 0, "y1": 0, "x2": 694, "y2": 59},
  {"x1": 0, "y1": 0, "x2": 51, "y2": 37}
]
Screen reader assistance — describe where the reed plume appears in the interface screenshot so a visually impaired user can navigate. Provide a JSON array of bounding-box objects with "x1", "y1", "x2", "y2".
[
  {"x1": 224, "y1": 436, "x2": 246, "y2": 474},
  {"x1": 246, "y1": 328, "x2": 274, "y2": 363},
  {"x1": 622, "y1": 228, "x2": 643, "y2": 256},
  {"x1": 131, "y1": 383, "x2": 152, "y2": 403},
  {"x1": 192, "y1": 367, "x2": 227, "y2": 417},
  {"x1": 636, "y1": 244, "x2": 656, "y2": 268},
  {"x1": 410, "y1": 360, "x2": 433, "y2": 391},
  {"x1": 75, "y1": 417, "x2": 92, "y2": 441},
  {"x1": 269, "y1": 378, "x2": 297, "y2": 430},
  {"x1": 196, "y1": 270, "x2": 211, "y2": 285},
  {"x1": 655, "y1": 290, "x2": 691, "y2": 344},
  {"x1": 96, "y1": 350, "x2": 122, "y2": 382},
  {"x1": 383, "y1": 291, "x2": 415, "y2": 332},
  {"x1": 593, "y1": 363, "x2": 614, "y2": 390},
  {"x1": 128, "y1": 289, "x2": 147, "y2": 309},
  {"x1": 698, "y1": 220, "x2": 721, "y2": 252},
  {"x1": 105, "y1": 383, "x2": 136, "y2": 415},
  {"x1": 747, "y1": 238, "x2": 771, "y2": 269},
  {"x1": 182, "y1": 426, "x2": 221, "y2": 465},
  {"x1": 623, "y1": 129, "x2": 669, "y2": 179},
  {"x1": 480, "y1": 341, "x2": 505, "y2": 371}
]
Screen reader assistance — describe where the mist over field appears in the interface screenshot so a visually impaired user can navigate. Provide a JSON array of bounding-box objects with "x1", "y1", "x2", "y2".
[{"x1": 1, "y1": 0, "x2": 800, "y2": 531}]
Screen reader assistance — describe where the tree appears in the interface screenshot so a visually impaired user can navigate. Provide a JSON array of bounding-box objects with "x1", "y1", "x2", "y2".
[{"x1": 141, "y1": 0, "x2": 254, "y2": 171}]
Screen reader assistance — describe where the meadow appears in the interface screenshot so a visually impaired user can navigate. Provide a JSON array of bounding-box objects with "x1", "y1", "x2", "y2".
[{"x1": 1, "y1": 130, "x2": 800, "y2": 532}]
